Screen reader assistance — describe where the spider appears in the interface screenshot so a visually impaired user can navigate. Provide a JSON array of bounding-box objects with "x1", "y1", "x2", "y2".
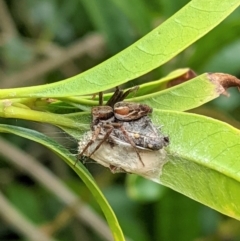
[{"x1": 78, "y1": 86, "x2": 169, "y2": 167}]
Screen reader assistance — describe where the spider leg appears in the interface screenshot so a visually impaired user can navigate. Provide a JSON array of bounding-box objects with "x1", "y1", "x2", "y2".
[
  {"x1": 109, "y1": 165, "x2": 127, "y2": 173},
  {"x1": 106, "y1": 87, "x2": 123, "y2": 107},
  {"x1": 91, "y1": 91, "x2": 103, "y2": 105},
  {"x1": 113, "y1": 123, "x2": 145, "y2": 167},
  {"x1": 106, "y1": 85, "x2": 139, "y2": 107},
  {"x1": 88, "y1": 125, "x2": 114, "y2": 158},
  {"x1": 98, "y1": 91, "x2": 103, "y2": 105},
  {"x1": 119, "y1": 85, "x2": 139, "y2": 101},
  {"x1": 75, "y1": 126, "x2": 101, "y2": 166}
]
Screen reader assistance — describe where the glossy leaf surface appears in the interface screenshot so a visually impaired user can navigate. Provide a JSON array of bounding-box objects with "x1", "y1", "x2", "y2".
[
  {"x1": 152, "y1": 110, "x2": 240, "y2": 220},
  {"x1": 0, "y1": 0, "x2": 239, "y2": 99}
]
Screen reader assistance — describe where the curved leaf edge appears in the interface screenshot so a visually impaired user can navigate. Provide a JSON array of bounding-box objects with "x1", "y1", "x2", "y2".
[{"x1": 0, "y1": 124, "x2": 125, "y2": 241}]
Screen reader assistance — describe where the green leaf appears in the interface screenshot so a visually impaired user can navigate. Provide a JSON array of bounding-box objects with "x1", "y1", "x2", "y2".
[
  {"x1": 1, "y1": 73, "x2": 238, "y2": 130},
  {"x1": 126, "y1": 175, "x2": 165, "y2": 202},
  {"x1": 0, "y1": 124, "x2": 125, "y2": 241},
  {"x1": 101, "y1": 68, "x2": 194, "y2": 98},
  {"x1": 0, "y1": 0, "x2": 239, "y2": 99},
  {"x1": 130, "y1": 73, "x2": 225, "y2": 111},
  {"x1": 152, "y1": 110, "x2": 240, "y2": 220},
  {"x1": 1, "y1": 72, "x2": 237, "y2": 127},
  {"x1": 50, "y1": 68, "x2": 194, "y2": 107},
  {"x1": 156, "y1": 189, "x2": 202, "y2": 241}
]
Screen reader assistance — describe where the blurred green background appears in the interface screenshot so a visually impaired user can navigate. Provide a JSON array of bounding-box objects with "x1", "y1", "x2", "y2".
[{"x1": 0, "y1": 0, "x2": 240, "y2": 240}]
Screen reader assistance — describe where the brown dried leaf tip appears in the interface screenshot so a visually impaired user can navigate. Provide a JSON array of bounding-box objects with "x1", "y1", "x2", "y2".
[
  {"x1": 208, "y1": 73, "x2": 240, "y2": 97},
  {"x1": 167, "y1": 69, "x2": 197, "y2": 88}
]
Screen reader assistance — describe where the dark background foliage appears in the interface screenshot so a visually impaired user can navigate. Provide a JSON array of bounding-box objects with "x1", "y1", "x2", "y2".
[{"x1": 0, "y1": 0, "x2": 240, "y2": 240}]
